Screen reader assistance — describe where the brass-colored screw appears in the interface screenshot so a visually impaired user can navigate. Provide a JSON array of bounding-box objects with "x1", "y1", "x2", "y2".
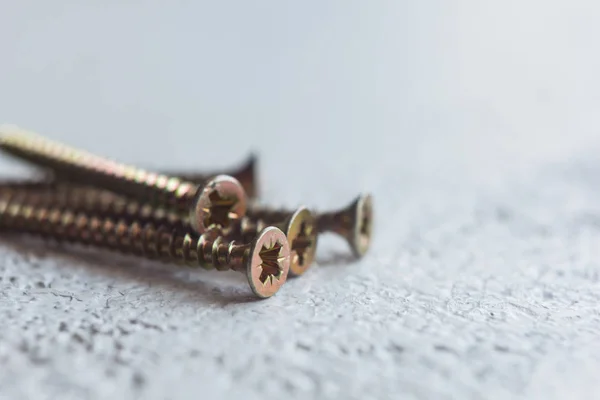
[
  {"x1": 0, "y1": 196, "x2": 290, "y2": 298},
  {"x1": 0, "y1": 126, "x2": 247, "y2": 235},
  {"x1": 0, "y1": 186, "x2": 318, "y2": 277},
  {"x1": 0, "y1": 154, "x2": 259, "y2": 199},
  {"x1": 0, "y1": 183, "x2": 183, "y2": 227},
  {"x1": 250, "y1": 194, "x2": 373, "y2": 257}
]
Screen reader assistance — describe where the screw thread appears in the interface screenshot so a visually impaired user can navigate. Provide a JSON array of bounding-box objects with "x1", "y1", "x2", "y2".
[
  {"x1": 0, "y1": 152, "x2": 257, "y2": 199},
  {"x1": 0, "y1": 128, "x2": 198, "y2": 212},
  {"x1": 0, "y1": 185, "x2": 277, "y2": 244},
  {"x1": 0, "y1": 196, "x2": 252, "y2": 271},
  {"x1": 0, "y1": 186, "x2": 186, "y2": 229}
]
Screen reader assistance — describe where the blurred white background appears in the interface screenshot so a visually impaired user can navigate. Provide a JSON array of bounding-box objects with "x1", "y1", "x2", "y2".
[{"x1": 2, "y1": 1, "x2": 599, "y2": 186}]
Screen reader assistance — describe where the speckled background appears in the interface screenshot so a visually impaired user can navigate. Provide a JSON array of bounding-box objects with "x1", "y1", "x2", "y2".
[{"x1": 1, "y1": 2, "x2": 600, "y2": 399}]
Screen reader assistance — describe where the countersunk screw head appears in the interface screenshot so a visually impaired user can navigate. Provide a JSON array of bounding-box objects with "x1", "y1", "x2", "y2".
[
  {"x1": 247, "y1": 226, "x2": 290, "y2": 298},
  {"x1": 284, "y1": 206, "x2": 318, "y2": 277},
  {"x1": 190, "y1": 175, "x2": 247, "y2": 235},
  {"x1": 351, "y1": 194, "x2": 373, "y2": 257}
]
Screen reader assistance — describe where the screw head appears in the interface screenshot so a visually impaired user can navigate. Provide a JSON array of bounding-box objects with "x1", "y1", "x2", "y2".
[
  {"x1": 351, "y1": 194, "x2": 373, "y2": 257},
  {"x1": 247, "y1": 226, "x2": 290, "y2": 298},
  {"x1": 190, "y1": 175, "x2": 247, "y2": 234},
  {"x1": 285, "y1": 206, "x2": 318, "y2": 277}
]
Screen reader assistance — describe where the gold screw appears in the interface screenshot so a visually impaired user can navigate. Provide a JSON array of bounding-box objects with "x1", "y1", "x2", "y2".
[
  {"x1": 0, "y1": 154, "x2": 259, "y2": 199},
  {"x1": 0, "y1": 196, "x2": 290, "y2": 298},
  {"x1": 0, "y1": 185, "x2": 182, "y2": 229},
  {"x1": 0, "y1": 126, "x2": 247, "y2": 235},
  {"x1": 0, "y1": 185, "x2": 318, "y2": 277}
]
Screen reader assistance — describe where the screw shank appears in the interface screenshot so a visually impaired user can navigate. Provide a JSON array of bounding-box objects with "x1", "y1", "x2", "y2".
[
  {"x1": 0, "y1": 186, "x2": 187, "y2": 230},
  {"x1": 0, "y1": 129, "x2": 198, "y2": 213},
  {"x1": 0, "y1": 193, "x2": 258, "y2": 270},
  {"x1": 246, "y1": 207, "x2": 291, "y2": 224},
  {"x1": 316, "y1": 209, "x2": 352, "y2": 235}
]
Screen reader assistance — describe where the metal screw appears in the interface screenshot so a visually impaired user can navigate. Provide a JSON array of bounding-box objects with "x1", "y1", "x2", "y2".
[
  {"x1": 0, "y1": 126, "x2": 247, "y2": 235},
  {"x1": 250, "y1": 194, "x2": 373, "y2": 257},
  {"x1": 0, "y1": 196, "x2": 290, "y2": 298},
  {"x1": 0, "y1": 154, "x2": 259, "y2": 199},
  {"x1": 0, "y1": 185, "x2": 182, "y2": 229},
  {"x1": 0, "y1": 185, "x2": 318, "y2": 277}
]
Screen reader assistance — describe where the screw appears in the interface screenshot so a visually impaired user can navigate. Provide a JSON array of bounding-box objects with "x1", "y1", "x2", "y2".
[
  {"x1": 0, "y1": 126, "x2": 247, "y2": 235},
  {"x1": 0, "y1": 196, "x2": 290, "y2": 298},
  {"x1": 249, "y1": 194, "x2": 373, "y2": 258},
  {"x1": 0, "y1": 185, "x2": 183, "y2": 229},
  {"x1": 0, "y1": 185, "x2": 318, "y2": 277},
  {"x1": 237, "y1": 207, "x2": 317, "y2": 277},
  {"x1": 0, "y1": 154, "x2": 259, "y2": 199}
]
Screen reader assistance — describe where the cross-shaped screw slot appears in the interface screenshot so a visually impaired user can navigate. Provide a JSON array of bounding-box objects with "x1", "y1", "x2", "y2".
[
  {"x1": 292, "y1": 221, "x2": 314, "y2": 266},
  {"x1": 203, "y1": 190, "x2": 239, "y2": 229},
  {"x1": 258, "y1": 240, "x2": 285, "y2": 285}
]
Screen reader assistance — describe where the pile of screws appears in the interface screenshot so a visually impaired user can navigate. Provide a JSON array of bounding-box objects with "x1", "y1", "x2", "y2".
[{"x1": 0, "y1": 126, "x2": 373, "y2": 298}]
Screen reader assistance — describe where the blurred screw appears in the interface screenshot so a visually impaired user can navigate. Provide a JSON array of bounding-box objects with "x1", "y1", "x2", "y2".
[
  {"x1": 0, "y1": 185, "x2": 182, "y2": 228},
  {"x1": 0, "y1": 126, "x2": 247, "y2": 234},
  {"x1": 0, "y1": 196, "x2": 290, "y2": 298},
  {"x1": 0, "y1": 186, "x2": 318, "y2": 277},
  {"x1": 0, "y1": 154, "x2": 259, "y2": 199}
]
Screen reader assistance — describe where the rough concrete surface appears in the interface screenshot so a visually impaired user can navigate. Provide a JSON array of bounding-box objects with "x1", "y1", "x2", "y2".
[{"x1": 2, "y1": 2, "x2": 600, "y2": 399}]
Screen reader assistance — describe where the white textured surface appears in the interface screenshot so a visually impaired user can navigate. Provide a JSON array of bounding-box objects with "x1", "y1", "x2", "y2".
[{"x1": 2, "y1": 2, "x2": 600, "y2": 399}]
